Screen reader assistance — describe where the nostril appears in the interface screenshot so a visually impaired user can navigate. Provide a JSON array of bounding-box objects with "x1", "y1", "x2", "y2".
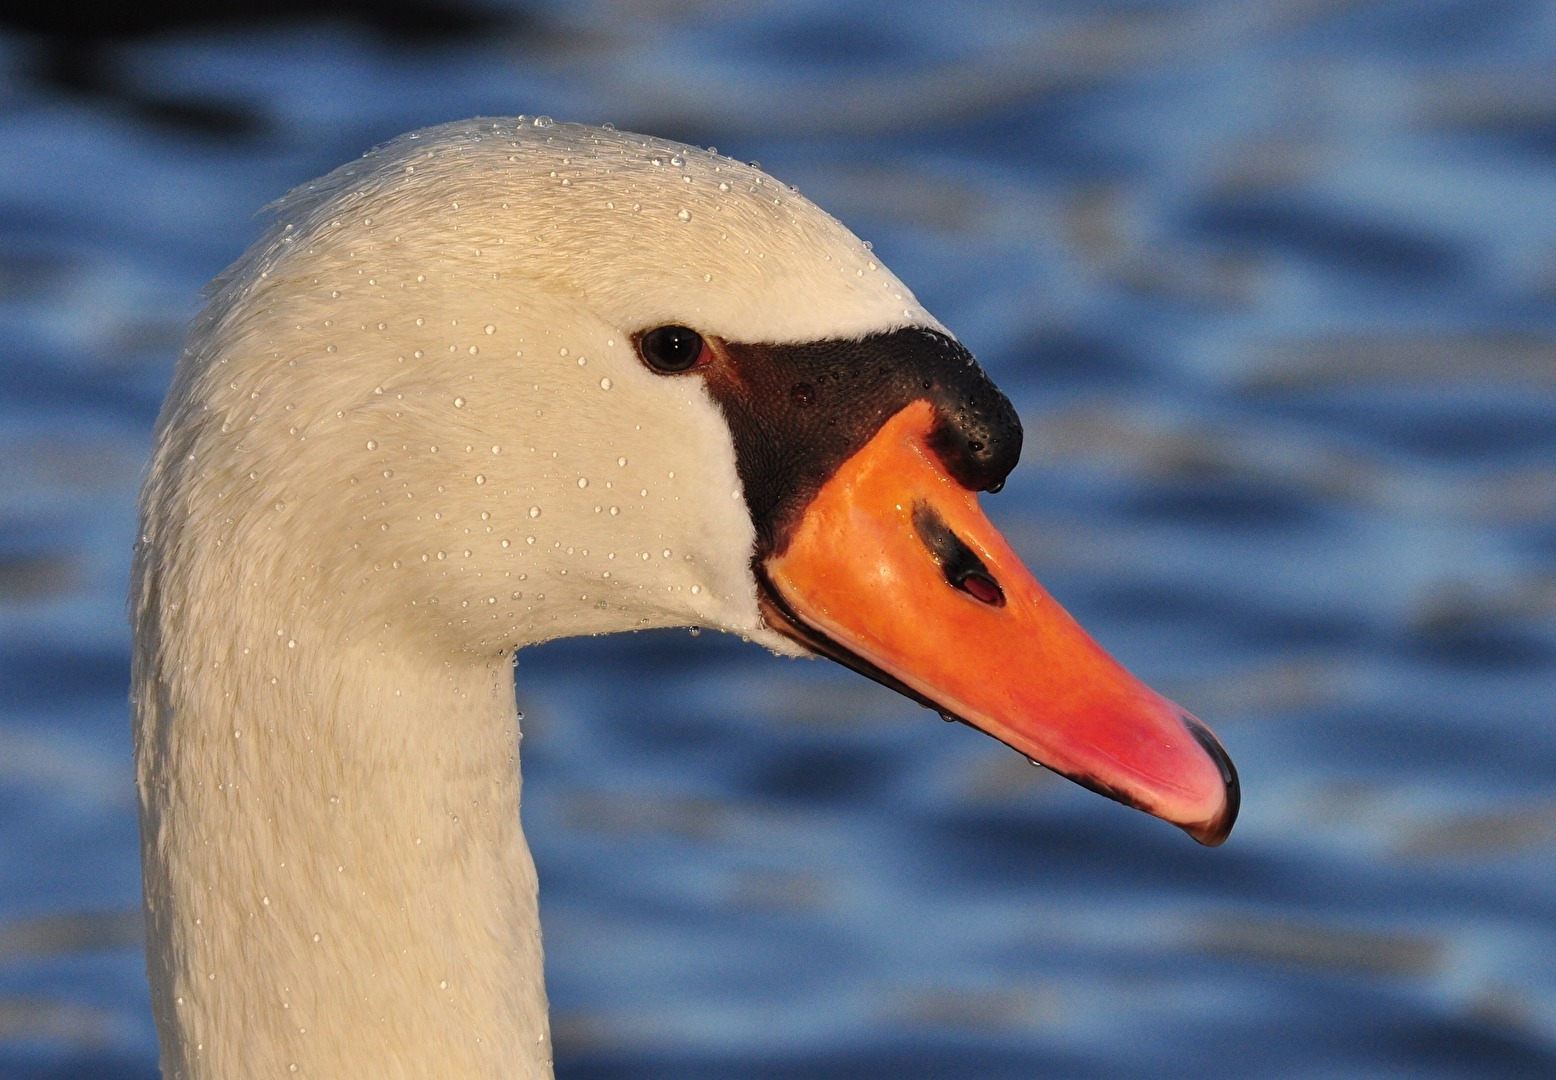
[
  {"x1": 957, "y1": 569, "x2": 1005, "y2": 607},
  {"x1": 911, "y1": 501, "x2": 1006, "y2": 608}
]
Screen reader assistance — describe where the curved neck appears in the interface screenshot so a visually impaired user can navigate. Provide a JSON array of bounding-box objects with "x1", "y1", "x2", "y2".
[{"x1": 134, "y1": 583, "x2": 552, "y2": 1079}]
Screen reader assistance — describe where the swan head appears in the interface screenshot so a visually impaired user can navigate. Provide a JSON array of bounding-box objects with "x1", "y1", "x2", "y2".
[{"x1": 149, "y1": 117, "x2": 1236, "y2": 844}]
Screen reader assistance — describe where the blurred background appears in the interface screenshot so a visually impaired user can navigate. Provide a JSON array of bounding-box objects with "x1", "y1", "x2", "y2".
[{"x1": 2, "y1": 1, "x2": 1554, "y2": 1077}]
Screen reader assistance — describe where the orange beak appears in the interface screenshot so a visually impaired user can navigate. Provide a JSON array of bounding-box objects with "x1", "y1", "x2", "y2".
[{"x1": 759, "y1": 401, "x2": 1238, "y2": 845}]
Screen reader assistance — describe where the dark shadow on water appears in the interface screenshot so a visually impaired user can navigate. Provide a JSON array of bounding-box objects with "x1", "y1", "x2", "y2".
[
  {"x1": 742, "y1": 744, "x2": 898, "y2": 804},
  {"x1": 1117, "y1": 477, "x2": 1333, "y2": 529},
  {"x1": 1297, "y1": 0, "x2": 1528, "y2": 56},
  {"x1": 1407, "y1": 624, "x2": 1556, "y2": 670},
  {"x1": 563, "y1": 1015, "x2": 1556, "y2": 1080},
  {"x1": 753, "y1": 14, "x2": 919, "y2": 73},
  {"x1": 1084, "y1": 579, "x2": 1370, "y2": 651},
  {"x1": 0, "y1": 1054, "x2": 157, "y2": 1080},
  {"x1": 919, "y1": 807, "x2": 1283, "y2": 898},
  {"x1": 1188, "y1": 197, "x2": 1465, "y2": 283},
  {"x1": 561, "y1": 1042, "x2": 1108, "y2": 1080},
  {"x1": 987, "y1": 327, "x2": 1152, "y2": 390},
  {"x1": 1379, "y1": 1013, "x2": 1556, "y2": 1080},
  {"x1": 3, "y1": 354, "x2": 167, "y2": 426},
  {"x1": 2, "y1": 2, "x2": 541, "y2": 143},
  {"x1": 1308, "y1": 707, "x2": 1556, "y2": 786},
  {"x1": 1257, "y1": 394, "x2": 1556, "y2": 462},
  {"x1": 935, "y1": 95, "x2": 1139, "y2": 183},
  {"x1": 0, "y1": 646, "x2": 130, "y2": 711}
]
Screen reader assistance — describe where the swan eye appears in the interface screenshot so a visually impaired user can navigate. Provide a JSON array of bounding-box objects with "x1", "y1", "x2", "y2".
[{"x1": 636, "y1": 325, "x2": 707, "y2": 373}]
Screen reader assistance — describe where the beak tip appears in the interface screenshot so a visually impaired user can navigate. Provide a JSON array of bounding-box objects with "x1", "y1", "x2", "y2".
[
  {"x1": 1182, "y1": 809, "x2": 1237, "y2": 847},
  {"x1": 1178, "y1": 710, "x2": 1241, "y2": 847}
]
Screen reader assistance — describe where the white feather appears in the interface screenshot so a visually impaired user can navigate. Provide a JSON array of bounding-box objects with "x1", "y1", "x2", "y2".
[{"x1": 132, "y1": 118, "x2": 947, "y2": 1079}]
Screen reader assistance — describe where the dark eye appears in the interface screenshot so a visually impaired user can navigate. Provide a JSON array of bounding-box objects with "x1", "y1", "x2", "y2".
[{"x1": 637, "y1": 325, "x2": 707, "y2": 373}]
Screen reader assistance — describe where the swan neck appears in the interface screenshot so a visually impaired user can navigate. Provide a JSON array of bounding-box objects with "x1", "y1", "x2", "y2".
[{"x1": 134, "y1": 583, "x2": 552, "y2": 1079}]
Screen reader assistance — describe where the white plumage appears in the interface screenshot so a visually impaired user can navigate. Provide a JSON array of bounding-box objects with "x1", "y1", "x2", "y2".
[{"x1": 133, "y1": 118, "x2": 945, "y2": 1079}]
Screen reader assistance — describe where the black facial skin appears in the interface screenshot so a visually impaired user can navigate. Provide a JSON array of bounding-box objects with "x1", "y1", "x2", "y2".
[
  {"x1": 692, "y1": 327, "x2": 1023, "y2": 559},
  {"x1": 635, "y1": 324, "x2": 1020, "y2": 710}
]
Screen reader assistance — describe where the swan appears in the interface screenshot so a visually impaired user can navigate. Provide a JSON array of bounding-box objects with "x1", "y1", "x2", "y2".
[{"x1": 131, "y1": 117, "x2": 1238, "y2": 1079}]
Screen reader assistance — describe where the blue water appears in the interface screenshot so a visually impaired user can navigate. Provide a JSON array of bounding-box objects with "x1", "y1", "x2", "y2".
[{"x1": 2, "y1": 2, "x2": 1554, "y2": 1077}]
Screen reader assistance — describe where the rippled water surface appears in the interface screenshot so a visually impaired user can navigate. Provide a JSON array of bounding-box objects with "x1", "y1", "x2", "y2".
[{"x1": 2, "y1": 2, "x2": 1554, "y2": 1077}]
